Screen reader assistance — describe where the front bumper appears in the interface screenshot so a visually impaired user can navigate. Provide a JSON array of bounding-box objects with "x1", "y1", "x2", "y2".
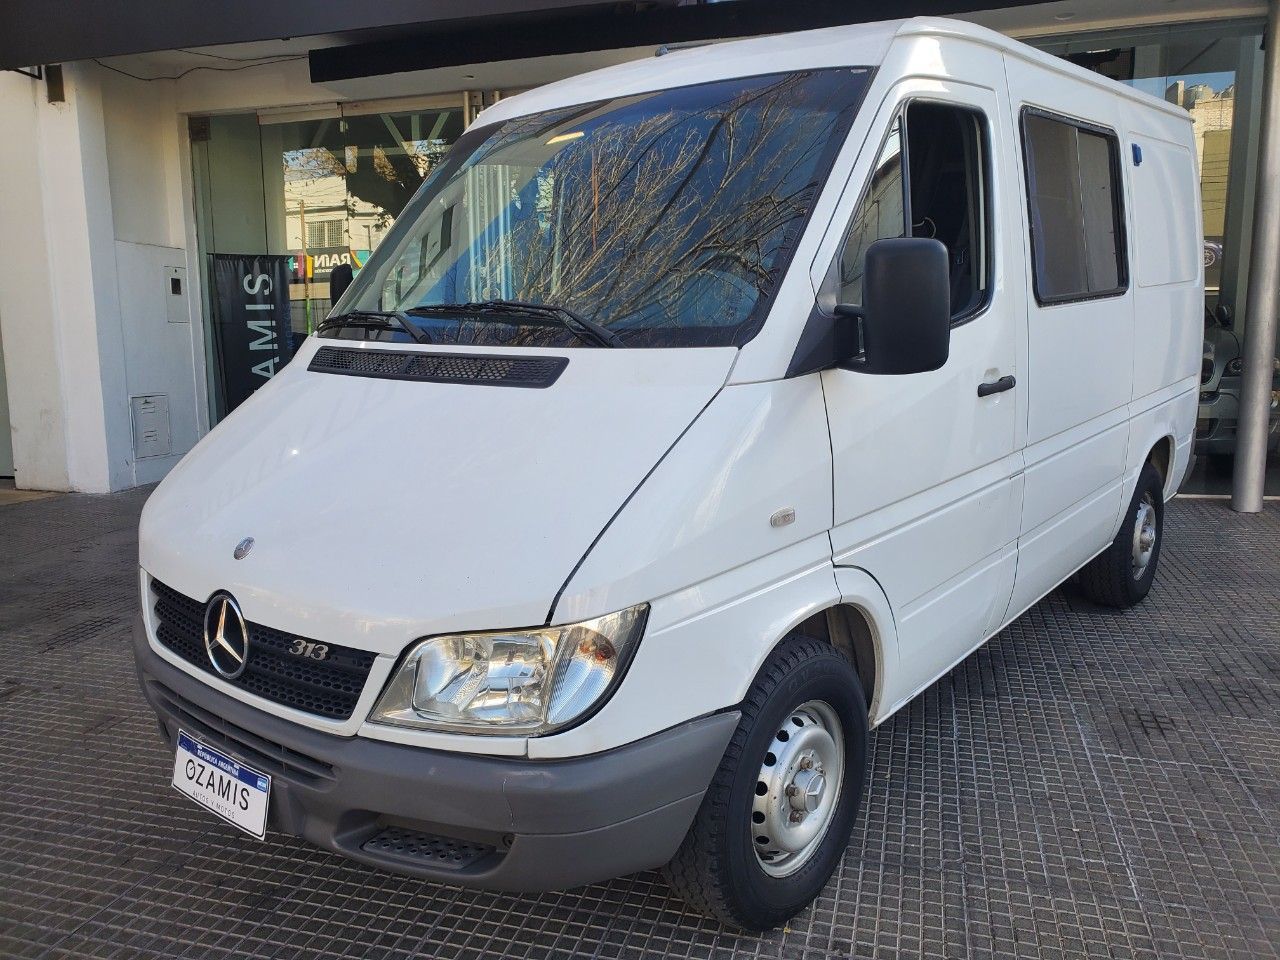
[{"x1": 133, "y1": 618, "x2": 737, "y2": 891}]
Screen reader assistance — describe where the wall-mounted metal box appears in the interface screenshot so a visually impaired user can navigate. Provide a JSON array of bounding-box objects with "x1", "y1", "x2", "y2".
[{"x1": 130, "y1": 394, "x2": 172, "y2": 459}]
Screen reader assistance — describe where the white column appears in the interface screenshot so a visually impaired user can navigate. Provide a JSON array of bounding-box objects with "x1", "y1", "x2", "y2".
[
  {"x1": 0, "y1": 65, "x2": 128, "y2": 492},
  {"x1": 0, "y1": 71, "x2": 74, "y2": 491}
]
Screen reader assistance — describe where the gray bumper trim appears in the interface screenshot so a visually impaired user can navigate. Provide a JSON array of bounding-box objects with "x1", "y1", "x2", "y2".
[{"x1": 133, "y1": 618, "x2": 738, "y2": 891}]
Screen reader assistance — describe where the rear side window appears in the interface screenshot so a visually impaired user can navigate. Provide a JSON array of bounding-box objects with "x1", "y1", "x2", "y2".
[{"x1": 1021, "y1": 109, "x2": 1128, "y2": 304}]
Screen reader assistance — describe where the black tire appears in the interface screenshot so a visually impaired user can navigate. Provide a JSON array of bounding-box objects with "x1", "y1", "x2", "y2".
[
  {"x1": 661, "y1": 635, "x2": 868, "y2": 931},
  {"x1": 1077, "y1": 462, "x2": 1165, "y2": 608}
]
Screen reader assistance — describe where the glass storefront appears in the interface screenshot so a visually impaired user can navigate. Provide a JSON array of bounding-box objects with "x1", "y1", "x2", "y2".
[
  {"x1": 190, "y1": 97, "x2": 468, "y2": 420},
  {"x1": 270, "y1": 105, "x2": 465, "y2": 329}
]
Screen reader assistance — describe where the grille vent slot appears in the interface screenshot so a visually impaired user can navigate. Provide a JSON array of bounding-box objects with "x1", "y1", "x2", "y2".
[{"x1": 309, "y1": 346, "x2": 567, "y2": 388}]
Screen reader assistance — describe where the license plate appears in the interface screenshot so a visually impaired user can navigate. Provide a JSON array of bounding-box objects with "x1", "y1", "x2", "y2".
[{"x1": 172, "y1": 730, "x2": 271, "y2": 839}]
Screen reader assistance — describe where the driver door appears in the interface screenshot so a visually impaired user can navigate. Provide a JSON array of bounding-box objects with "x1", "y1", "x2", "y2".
[{"x1": 817, "y1": 75, "x2": 1026, "y2": 707}]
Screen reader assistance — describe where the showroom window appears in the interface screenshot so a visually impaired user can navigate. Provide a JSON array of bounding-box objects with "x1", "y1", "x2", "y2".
[
  {"x1": 1020, "y1": 109, "x2": 1127, "y2": 304},
  {"x1": 189, "y1": 97, "x2": 470, "y2": 421}
]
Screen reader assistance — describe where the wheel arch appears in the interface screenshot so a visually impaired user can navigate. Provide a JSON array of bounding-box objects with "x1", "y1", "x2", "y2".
[
  {"x1": 788, "y1": 606, "x2": 878, "y2": 710},
  {"x1": 777, "y1": 568, "x2": 899, "y2": 727},
  {"x1": 1145, "y1": 433, "x2": 1176, "y2": 497}
]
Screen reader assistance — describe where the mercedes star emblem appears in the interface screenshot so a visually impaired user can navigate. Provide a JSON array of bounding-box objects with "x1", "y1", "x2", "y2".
[
  {"x1": 233, "y1": 537, "x2": 255, "y2": 560},
  {"x1": 203, "y1": 591, "x2": 250, "y2": 680}
]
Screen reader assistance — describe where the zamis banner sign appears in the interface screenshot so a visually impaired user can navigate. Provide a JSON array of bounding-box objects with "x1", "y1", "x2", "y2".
[{"x1": 212, "y1": 254, "x2": 295, "y2": 415}]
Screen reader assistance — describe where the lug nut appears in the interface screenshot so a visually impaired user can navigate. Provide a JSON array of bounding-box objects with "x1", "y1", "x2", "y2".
[
  {"x1": 800, "y1": 756, "x2": 813, "y2": 770},
  {"x1": 785, "y1": 784, "x2": 798, "y2": 797},
  {"x1": 790, "y1": 810, "x2": 804, "y2": 823}
]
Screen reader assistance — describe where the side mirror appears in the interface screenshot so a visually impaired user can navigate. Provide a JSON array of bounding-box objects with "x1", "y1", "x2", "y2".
[{"x1": 836, "y1": 238, "x2": 951, "y2": 375}]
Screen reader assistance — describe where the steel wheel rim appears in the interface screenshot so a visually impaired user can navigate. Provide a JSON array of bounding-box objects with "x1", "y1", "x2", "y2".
[
  {"x1": 750, "y1": 700, "x2": 845, "y2": 878},
  {"x1": 1131, "y1": 493, "x2": 1157, "y2": 580}
]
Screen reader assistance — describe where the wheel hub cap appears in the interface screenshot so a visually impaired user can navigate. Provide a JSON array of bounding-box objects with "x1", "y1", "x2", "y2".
[
  {"x1": 789, "y1": 769, "x2": 826, "y2": 813},
  {"x1": 750, "y1": 700, "x2": 845, "y2": 878},
  {"x1": 1131, "y1": 494, "x2": 1157, "y2": 580}
]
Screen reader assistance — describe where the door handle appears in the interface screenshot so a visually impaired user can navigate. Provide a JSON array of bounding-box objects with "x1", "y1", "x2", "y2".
[{"x1": 977, "y1": 375, "x2": 1016, "y2": 397}]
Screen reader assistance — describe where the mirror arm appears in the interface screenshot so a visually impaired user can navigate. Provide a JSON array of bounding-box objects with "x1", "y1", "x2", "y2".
[
  {"x1": 784, "y1": 301, "x2": 867, "y2": 377},
  {"x1": 830, "y1": 303, "x2": 867, "y2": 372}
]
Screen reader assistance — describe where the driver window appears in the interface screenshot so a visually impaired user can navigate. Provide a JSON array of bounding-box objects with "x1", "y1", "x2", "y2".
[{"x1": 837, "y1": 101, "x2": 991, "y2": 321}]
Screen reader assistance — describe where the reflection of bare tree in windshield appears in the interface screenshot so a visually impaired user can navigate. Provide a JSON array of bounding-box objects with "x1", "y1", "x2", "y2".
[
  {"x1": 480, "y1": 75, "x2": 854, "y2": 346},
  {"x1": 345, "y1": 69, "x2": 869, "y2": 349}
]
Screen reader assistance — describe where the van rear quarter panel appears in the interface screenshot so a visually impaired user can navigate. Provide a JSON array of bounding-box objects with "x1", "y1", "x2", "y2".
[
  {"x1": 1124, "y1": 104, "x2": 1202, "y2": 398},
  {"x1": 1120, "y1": 104, "x2": 1202, "y2": 499}
]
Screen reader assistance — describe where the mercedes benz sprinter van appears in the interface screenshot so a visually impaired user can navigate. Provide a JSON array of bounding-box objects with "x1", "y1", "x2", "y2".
[{"x1": 134, "y1": 18, "x2": 1202, "y2": 930}]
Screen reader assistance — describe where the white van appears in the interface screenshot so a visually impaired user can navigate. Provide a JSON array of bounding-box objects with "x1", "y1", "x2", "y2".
[{"x1": 134, "y1": 18, "x2": 1202, "y2": 930}]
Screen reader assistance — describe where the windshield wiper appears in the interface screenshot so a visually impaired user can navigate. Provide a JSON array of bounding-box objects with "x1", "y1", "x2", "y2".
[
  {"x1": 316, "y1": 310, "x2": 429, "y2": 344},
  {"x1": 412, "y1": 300, "x2": 624, "y2": 348}
]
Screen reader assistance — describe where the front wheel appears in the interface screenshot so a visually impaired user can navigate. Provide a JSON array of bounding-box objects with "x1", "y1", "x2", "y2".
[{"x1": 661, "y1": 636, "x2": 868, "y2": 930}]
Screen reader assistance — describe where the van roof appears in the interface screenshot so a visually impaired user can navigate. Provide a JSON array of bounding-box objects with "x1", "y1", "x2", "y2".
[{"x1": 475, "y1": 16, "x2": 1191, "y2": 128}]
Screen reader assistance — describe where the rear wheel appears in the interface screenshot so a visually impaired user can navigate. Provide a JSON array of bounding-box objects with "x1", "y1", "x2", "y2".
[
  {"x1": 1077, "y1": 462, "x2": 1165, "y2": 608},
  {"x1": 661, "y1": 636, "x2": 868, "y2": 930}
]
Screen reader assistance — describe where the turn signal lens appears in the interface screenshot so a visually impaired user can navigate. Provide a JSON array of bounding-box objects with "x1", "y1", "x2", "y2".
[{"x1": 370, "y1": 604, "x2": 648, "y2": 735}]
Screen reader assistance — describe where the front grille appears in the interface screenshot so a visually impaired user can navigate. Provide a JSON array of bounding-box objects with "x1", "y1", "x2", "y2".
[
  {"x1": 362, "y1": 825, "x2": 494, "y2": 871},
  {"x1": 150, "y1": 581, "x2": 377, "y2": 721},
  {"x1": 309, "y1": 345, "x2": 567, "y2": 388}
]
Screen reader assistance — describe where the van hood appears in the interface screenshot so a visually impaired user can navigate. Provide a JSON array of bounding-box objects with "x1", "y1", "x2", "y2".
[{"x1": 140, "y1": 339, "x2": 734, "y2": 655}]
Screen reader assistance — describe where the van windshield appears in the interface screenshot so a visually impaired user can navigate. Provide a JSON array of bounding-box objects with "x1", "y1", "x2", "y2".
[{"x1": 330, "y1": 68, "x2": 871, "y2": 349}]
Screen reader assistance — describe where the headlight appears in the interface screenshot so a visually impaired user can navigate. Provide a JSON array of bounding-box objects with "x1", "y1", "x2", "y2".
[{"x1": 369, "y1": 604, "x2": 648, "y2": 735}]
